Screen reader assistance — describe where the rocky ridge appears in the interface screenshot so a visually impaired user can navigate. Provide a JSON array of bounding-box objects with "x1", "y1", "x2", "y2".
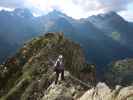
[
  {"x1": 0, "y1": 32, "x2": 95, "y2": 100},
  {"x1": 78, "y1": 82, "x2": 133, "y2": 100}
]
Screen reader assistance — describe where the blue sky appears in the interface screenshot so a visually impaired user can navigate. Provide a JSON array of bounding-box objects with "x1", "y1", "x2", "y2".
[
  {"x1": 128, "y1": 3, "x2": 133, "y2": 10},
  {"x1": 118, "y1": 2, "x2": 133, "y2": 21},
  {"x1": 0, "y1": 0, "x2": 133, "y2": 21}
]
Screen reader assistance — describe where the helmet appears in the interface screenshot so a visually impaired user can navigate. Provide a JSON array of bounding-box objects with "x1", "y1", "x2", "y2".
[{"x1": 59, "y1": 55, "x2": 63, "y2": 59}]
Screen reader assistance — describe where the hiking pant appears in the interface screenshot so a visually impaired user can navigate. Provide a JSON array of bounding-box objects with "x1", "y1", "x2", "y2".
[{"x1": 55, "y1": 70, "x2": 64, "y2": 84}]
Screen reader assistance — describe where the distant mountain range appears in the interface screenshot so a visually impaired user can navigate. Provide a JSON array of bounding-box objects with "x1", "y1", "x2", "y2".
[
  {"x1": 0, "y1": 8, "x2": 133, "y2": 69},
  {"x1": 88, "y1": 11, "x2": 133, "y2": 48}
]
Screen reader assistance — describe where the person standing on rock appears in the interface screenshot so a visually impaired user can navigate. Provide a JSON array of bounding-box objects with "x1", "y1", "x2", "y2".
[{"x1": 54, "y1": 55, "x2": 65, "y2": 84}]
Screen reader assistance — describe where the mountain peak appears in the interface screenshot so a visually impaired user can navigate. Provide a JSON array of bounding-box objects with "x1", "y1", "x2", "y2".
[
  {"x1": 51, "y1": 9, "x2": 64, "y2": 15},
  {"x1": 89, "y1": 11, "x2": 120, "y2": 19},
  {"x1": 46, "y1": 10, "x2": 67, "y2": 19},
  {"x1": 103, "y1": 11, "x2": 117, "y2": 16},
  {"x1": 88, "y1": 11, "x2": 125, "y2": 25},
  {"x1": 14, "y1": 8, "x2": 33, "y2": 18},
  {"x1": 100, "y1": 11, "x2": 119, "y2": 18}
]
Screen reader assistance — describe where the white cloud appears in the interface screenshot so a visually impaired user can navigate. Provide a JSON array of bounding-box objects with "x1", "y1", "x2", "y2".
[
  {"x1": 0, "y1": 7, "x2": 14, "y2": 11},
  {"x1": 72, "y1": 0, "x2": 133, "y2": 12},
  {"x1": 119, "y1": 11, "x2": 133, "y2": 22},
  {"x1": 0, "y1": 0, "x2": 25, "y2": 8}
]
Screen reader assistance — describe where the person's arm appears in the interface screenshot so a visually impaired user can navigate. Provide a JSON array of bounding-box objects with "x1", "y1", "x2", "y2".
[
  {"x1": 54, "y1": 61, "x2": 57, "y2": 67},
  {"x1": 54, "y1": 59, "x2": 59, "y2": 67}
]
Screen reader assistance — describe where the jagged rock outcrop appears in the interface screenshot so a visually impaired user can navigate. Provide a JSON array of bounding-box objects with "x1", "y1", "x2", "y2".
[
  {"x1": 105, "y1": 59, "x2": 133, "y2": 86},
  {"x1": 78, "y1": 82, "x2": 133, "y2": 100},
  {"x1": 0, "y1": 32, "x2": 95, "y2": 100},
  {"x1": 42, "y1": 71, "x2": 89, "y2": 100}
]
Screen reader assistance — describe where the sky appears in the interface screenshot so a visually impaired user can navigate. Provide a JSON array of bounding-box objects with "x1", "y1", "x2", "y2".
[{"x1": 0, "y1": 0, "x2": 133, "y2": 21}]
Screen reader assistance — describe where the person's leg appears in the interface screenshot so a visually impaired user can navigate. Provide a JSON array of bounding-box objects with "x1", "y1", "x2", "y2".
[
  {"x1": 55, "y1": 71, "x2": 59, "y2": 84},
  {"x1": 61, "y1": 70, "x2": 64, "y2": 80}
]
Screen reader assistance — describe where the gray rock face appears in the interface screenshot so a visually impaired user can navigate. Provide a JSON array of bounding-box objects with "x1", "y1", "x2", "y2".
[
  {"x1": 42, "y1": 71, "x2": 85, "y2": 100},
  {"x1": 78, "y1": 82, "x2": 133, "y2": 100}
]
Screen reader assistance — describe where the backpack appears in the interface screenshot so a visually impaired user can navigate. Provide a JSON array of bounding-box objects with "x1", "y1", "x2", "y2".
[
  {"x1": 54, "y1": 60, "x2": 64, "y2": 71},
  {"x1": 56, "y1": 60, "x2": 60, "y2": 68}
]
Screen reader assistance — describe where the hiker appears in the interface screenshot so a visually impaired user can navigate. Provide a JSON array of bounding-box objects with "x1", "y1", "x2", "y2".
[{"x1": 54, "y1": 55, "x2": 64, "y2": 84}]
